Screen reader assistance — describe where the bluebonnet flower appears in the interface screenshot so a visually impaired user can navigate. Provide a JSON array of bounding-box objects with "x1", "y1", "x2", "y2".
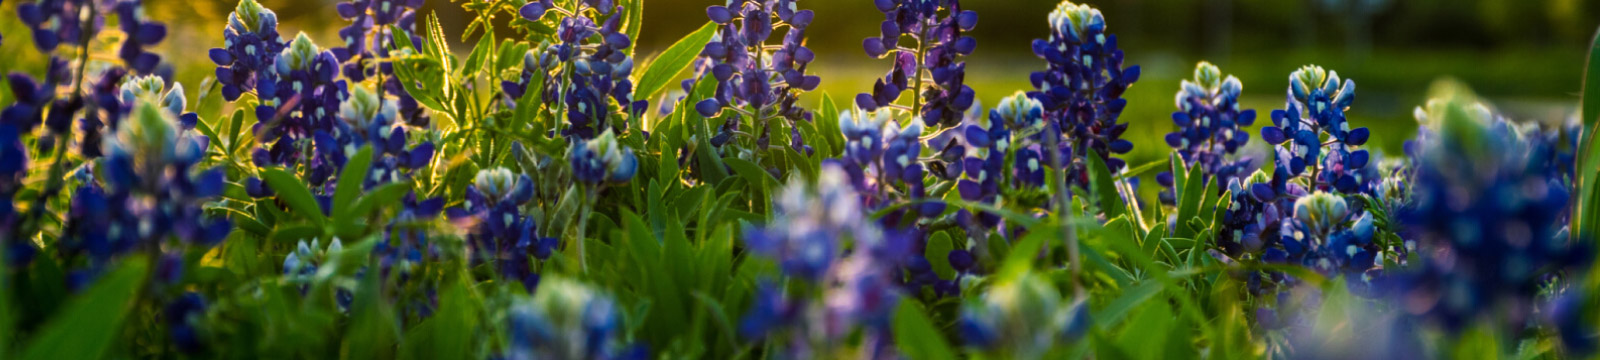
[
  {"x1": 446, "y1": 168, "x2": 556, "y2": 292},
  {"x1": 1278, "y1": 192, "x2": 1382, "y2": 293},
  {"x1": 60, "y1": 97, "x2": 231, "y2": 287},
  {"x1": 326, "y1": 84, "x2": 435, "y2": 189},
  {"x1": 333, "y1": 0, "x2": 428, "y2": 126},
  {"x1": 111, "y1": 0, "x2": 167, "y2": 74},
  {"x1": 1259, "y1": 65, "x2": 1370, "y2": 194},
  {"x1": 857, "y1": 0, "x2": 979, "y2": 128},
  {"x1": 1387, "y1": 96, "x2": 1591, "y2": 335},
  {"x1": 831, "y1": 108, "x2": 943, "y2": 220},
  {"x1": 165, "y1": 292, "x2": 209, "y2": 354},
  {"x1": 959, "y1": 270, "x2": 1089, "y2": 359},
  {"x1": 0, "y1": 118, "x2": 30, "y2": 265},
  {"x1": 693, "y1": 0, "x2": 821, "y2": 154},
  {"x1": 569, "y1": 129, "x2": 638, "y2": 184},
  {"x1": 18, "y1": 0, "x2": 166, "y2": 72},
  {"x1": 506, "y1": 276, "x2": 646, "y2": 360},
  {"x1": 16, "y1": 0, "x2": 88, "y2": 53},
  {"x1": 739, "y1": 163, "x2": 913, "y2": 358},
  {"x1": 515, "y1": 1, "x2": 645, "y2": 139},
  {"x1": 1160, "y1": 62, "x2": 1256, "y2": 202},
  {"x1": 1027, "y1": 1, "x2": 1140, "y2": 182},
  {"x1": 744, "y1": 163, "x2": 876, "y2": 280},
  {"x1": 282, "y1": 238, "x2": 357, "y2": 310},
  {"x1": 250, "y1": 33, "x2": 350, "y2": 187},
  {"x1": 209, "y1": 0, "x2": 285, "y2": 101}
]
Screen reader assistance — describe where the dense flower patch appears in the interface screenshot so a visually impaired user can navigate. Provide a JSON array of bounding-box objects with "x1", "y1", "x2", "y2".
[{"x1": 0, "y1": 0, "x2": 1597, "y2": 358}]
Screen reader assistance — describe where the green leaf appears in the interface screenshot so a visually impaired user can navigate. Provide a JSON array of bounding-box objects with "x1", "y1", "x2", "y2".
[
  {"x1": 261, "y1": 168, "x2": 327, "y2": 226},
  {"x1": 926, "y1": 231, "x2": 956, "y2": 280},
  {"x1": 892, "y1": 301, "x2": 955, "y2": 360},
  {"x1": 460, "y1": 28, "x2": 494, "y2": 78},
  {"x1": 332, "y1": 145, "x2": 374, "y2": 219},
  {"x1": 725, "y1": 157, "x2": 778, "y2": 194},
  {"x1": 342, "y1": 182, "x2": 414, "y2": 235},
  {"x1": 1095, "y1": 281, "x2": 1163, "y2": 329},
  {"x1": 20, "y1": 257, "x2": 149, "y2": 360},
  {"x1": 1582, "y1": 25, "x2": 1600, "y2": 127},
  {"x1": 227, "y1": 108, "x2": 248, "y2": 157},
  {"x1": 1573, "y1": 26, "x2": 1600, "y2": 240},
  {"x1": 1174, "y1": 160, "x2": 1205, "y2": 239},
  {"x1": 635, "y1": 21, "x2": 716, "y2": 103},
  {"x1": 1088, "y1": 152, "x2": 1125, "y2": 219}
]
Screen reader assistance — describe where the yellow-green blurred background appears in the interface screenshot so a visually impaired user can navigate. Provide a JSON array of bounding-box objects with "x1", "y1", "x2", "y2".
[{"x1": 2, "y1": 0, "x2": 1595, "y2": 170}]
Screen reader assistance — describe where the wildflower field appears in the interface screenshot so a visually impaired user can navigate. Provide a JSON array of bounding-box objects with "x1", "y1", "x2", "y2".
[{"x1": 1, "y1": 0, "x2": 1599, "y2": 358}]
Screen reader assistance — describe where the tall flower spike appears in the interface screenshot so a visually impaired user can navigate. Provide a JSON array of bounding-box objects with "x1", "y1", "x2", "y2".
[
  {"x1": 333, "y1": 0, "x2": 427, "y2": 126},
  {"x1": 857, "y1": 0, "x2": 979, "y2": 128},
  {"x1": 691, "y1": 0, "x2": 821, "y2": 154},
  {"x1": 61, "y1": 98, "x2": 231, "y2": 287},
  {"x1": 515, "y1": 1, "x2": 644, "y2": 139},
  {"x1": 210, "y1": 0, "x2": 285, "y2": 101},
  {"x1": 445, "y1": 168, "x2": 554, "y2": 292},
  {"x1": 1258, "y1": 65, "x2": 1369, "y2": 194},
  {"x1": 250, "y1": 32, "x2": 350, "y2": 187},
  {"x1": 1160, "y1": 62, "x2": 1257, "y2": 203},
  {"x1": 1027, "y1": 1, "x2": 1140, "y2": 184},
  {"x1": 1390, "y1": 95, "x2": 1591, "y2": 335}
]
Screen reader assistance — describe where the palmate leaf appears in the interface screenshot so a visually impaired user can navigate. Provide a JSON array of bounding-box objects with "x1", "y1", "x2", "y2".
[{"x1": 636, "y1": 21, "x2": 716, "y2": 103}]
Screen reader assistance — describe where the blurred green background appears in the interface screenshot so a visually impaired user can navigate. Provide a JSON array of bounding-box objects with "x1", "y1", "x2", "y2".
[{"x1": 3, "y1": 0, "x2": 1595, "y2": 171}]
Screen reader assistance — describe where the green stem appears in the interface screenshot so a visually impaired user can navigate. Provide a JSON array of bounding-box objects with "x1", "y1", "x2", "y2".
[
  {"x1": 19, "y1": 0, "x2": 97, "y2": 239},
  {"x1": 576, "y1": 184, "x2": 595, "y2": 273}
]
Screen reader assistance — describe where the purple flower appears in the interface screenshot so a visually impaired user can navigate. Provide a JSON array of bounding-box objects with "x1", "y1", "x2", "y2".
[
  {"x1": 1027, "y1": 1, "x2": 1140, "y2": 185},
  {"x1": 1258, "y1": 65, "x2": 1368, "y2": 194},
  {"x1": 856, "y1": 0, "x2": 978, "y2": 128},
  {"x1": 445, "y1": 168, "x2": 555, "y2": 292},
  {"x1": 1388, "y1": 97, "x2": 1591, "y2": 335},
  {"x1": 60, "y1": 97, "x2": 231, "y2": 286},
  {"x1": 513, "y1": 2, "x2": 644, "y2": 139},
  {"x1": 210, "y1": 0, "x2": 285, "y2": 101},
  {"x1": 333, "y1": 0, "x2": 428, "y2": 126},
  {"x1": 691, "y1": 0, "x2": 821, "y2": 154},
  {"x1": 1161, "y1": 62, "x2": 1256, "y2": 202}
]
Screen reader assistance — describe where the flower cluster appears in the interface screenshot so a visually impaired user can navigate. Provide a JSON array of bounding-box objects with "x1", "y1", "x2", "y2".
[
  {"x1": 739, "y1": 164, "x2": 908, "y2": 356},
  {"x1": 506, "y1": 277, "x2": 645, "y2": 360},
  {"x1": 1259, "y1": 65, "x2": 1370, "y2": 194},
  {"x1": 446, "y1": 168, "x2": 556, "y2": 292},
  {"x1": 0, "y1": 109, "x2": 29, "y2": 264},
  {"x1": 568, "y1": 129, "x2": 638, "y2": 185},
  {"x1": 210, "y1": 0, "x2": 285, "y2": 101},
  {"x1": 247, "y1": 33, "x2": 351, "y2": 190},
  {"x1": 833, "y1": 108, "x2": 943, "y2": 222},
  {"x1": 857, "y1": 0, "x2": 979, "y2": 128},
  {"x1": 333, "y1": 0, "x2": 428, "y2": 126},
  {"x1": 744, "y1": 163, "x2": 878, "y2": 280},
  {"x1": 1160, "y1": 62, "x2": 1257, "y2": 202},
  {"x1": 518, "y1": 1, "x2": 644, "y2": 139},
  {"x1": 282, "y1": 238, "x2": 356, "y2": 310},
  {"x1": 329, "y1": 84, "x2": 435, "y2": 188},
  {"x1": 61, "y1": 95, "x2": 232, "y2": 286},
  {"x1": 1389, "y1": 97, "x2": 1592, "y2": 334},
  {"x1": 1027, "y1": 1, "x2": 1140, "y2": 182},
  {"x1": 692, "y1": 0, "x2": 821, "y2": 154},
  {"x1": 18, "y1": 0, "x2": 166, "y2": 74}
]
